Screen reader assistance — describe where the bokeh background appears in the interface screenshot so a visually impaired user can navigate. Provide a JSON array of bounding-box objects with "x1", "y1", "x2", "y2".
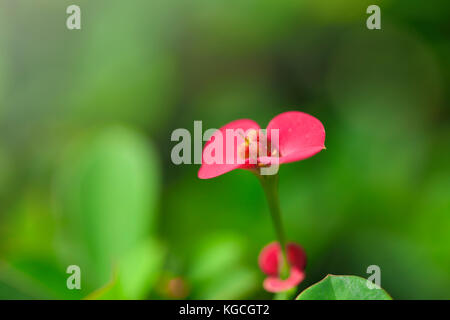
[{"x1": 0, "y1": 0, "x2": 449, "y2": 299}]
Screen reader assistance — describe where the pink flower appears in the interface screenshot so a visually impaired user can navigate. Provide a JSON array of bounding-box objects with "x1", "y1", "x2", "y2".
[
  {"x1": 198, "y1": 111, "x2": 325, "y2": 179},
  {"x1": 258, "y1": 242, "x2": 307, "y2": 292},
  {"x1": 196, "y1": 110, "x2": 324, "y2": 294}
]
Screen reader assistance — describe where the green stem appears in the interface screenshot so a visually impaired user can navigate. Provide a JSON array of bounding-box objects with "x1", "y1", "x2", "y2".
[
  {"x1": 273, "y1": 286, "x2": 297, "y2": 300},
  {"x1": 257, "y1": 173, "x2": 289, "y2": 279}
]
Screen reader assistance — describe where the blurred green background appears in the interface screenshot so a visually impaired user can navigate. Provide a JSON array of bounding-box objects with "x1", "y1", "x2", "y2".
[{"x1": 0, "y1": 0, "x2": 449, "y2": 299}]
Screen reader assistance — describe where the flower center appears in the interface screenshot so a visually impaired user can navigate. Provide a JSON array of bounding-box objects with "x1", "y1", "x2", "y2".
[{"x1": 237, "y1": 129, "x2": 279, "y2": 165}]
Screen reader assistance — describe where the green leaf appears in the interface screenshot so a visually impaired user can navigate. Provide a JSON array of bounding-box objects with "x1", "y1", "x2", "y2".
[
  {"x1": 5, "y1": 257, "x2": 84, "y2": 300},
  {"x1": 117, "y1": 238, "x2": 165, "y2": 299},
  {"x1": 189, "y1": 233, "x2": 246, "y2": 283},
  {"x1": 188, "y1": 233, "x2": 259, "y2": 299},
  {"x1": 85, "y1": 238, "x2": 165, "y2": 300},
  {"x1": 296, "y1": 275, "x2": 392, "y2": 300},
  {"x1": 0, "y1": 261, "x2": 53, "y2": 299},
  {"x1": 54, "y1": 126, "x2": 161, "y2": 290},
  {"x1": 197, "y1": 267, "x2": 259, "y2": 300}
]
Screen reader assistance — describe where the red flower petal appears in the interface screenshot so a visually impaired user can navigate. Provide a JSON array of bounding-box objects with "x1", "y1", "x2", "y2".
[
  {"x1": 198, "y1": 119, "x2": 260, "y2": 179},
  {"x1": 263, "y1": 267, "x2": 305, "y2": 293},
  {"x1": 258, "y1": 242, "x2": 280, "y2": 276},
  {"x1": 259, "y1": 242, "x2": 307, "y2": 292},
  {"x1": 287, "y1": 243, "x2": 307, "y2": 271},
  {"x1": 258, "y1": 242, "x2": 307, "y2": 276},
  {"x1": 266, "y1": 111, "x2": 325, "y2": 164}
]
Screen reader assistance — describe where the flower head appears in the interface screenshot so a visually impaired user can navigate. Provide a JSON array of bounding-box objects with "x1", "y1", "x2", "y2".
[
  {"x1": 198, "y1": 111, "x2": 325, "y2": 179},
  {"x1": 258, "y1": 242, "x2": 307, "y2": 292},
  {"x1": 196, "y1": 110, "x2": 323, "y2": 295}
]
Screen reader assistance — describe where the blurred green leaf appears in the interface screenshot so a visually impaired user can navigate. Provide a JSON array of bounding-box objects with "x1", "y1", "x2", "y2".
[
  {"x1": 189, "y1": 234, "x2": 246, "y2": 283},
  {"x1": 85, "y1": 274, "x2": 122, "y2": 300},
  {"x1": 86, "y1": 238, "x2": 165, "y2": 300},
  {"x1": 188, "y1": 233, "x2": 259, "y2": 299},
  {"x1": 54, "y1": 126, "x2": 161, "y2": 290},
  {"x1": 197, "y1": 267, "x2": 259, "y2": 300},
  {"x1": 0, "y1": 262, "x2": 52, "y2": 299},
  {"x1": 118, "y1": 238, "x2": 165, "y2": 299},
  {"x1": 296, "y1": 275, "x2": 392, "y2": 300},
  {"x1": 5, "y1": 257, "x2": 83, "y2": 300}
]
